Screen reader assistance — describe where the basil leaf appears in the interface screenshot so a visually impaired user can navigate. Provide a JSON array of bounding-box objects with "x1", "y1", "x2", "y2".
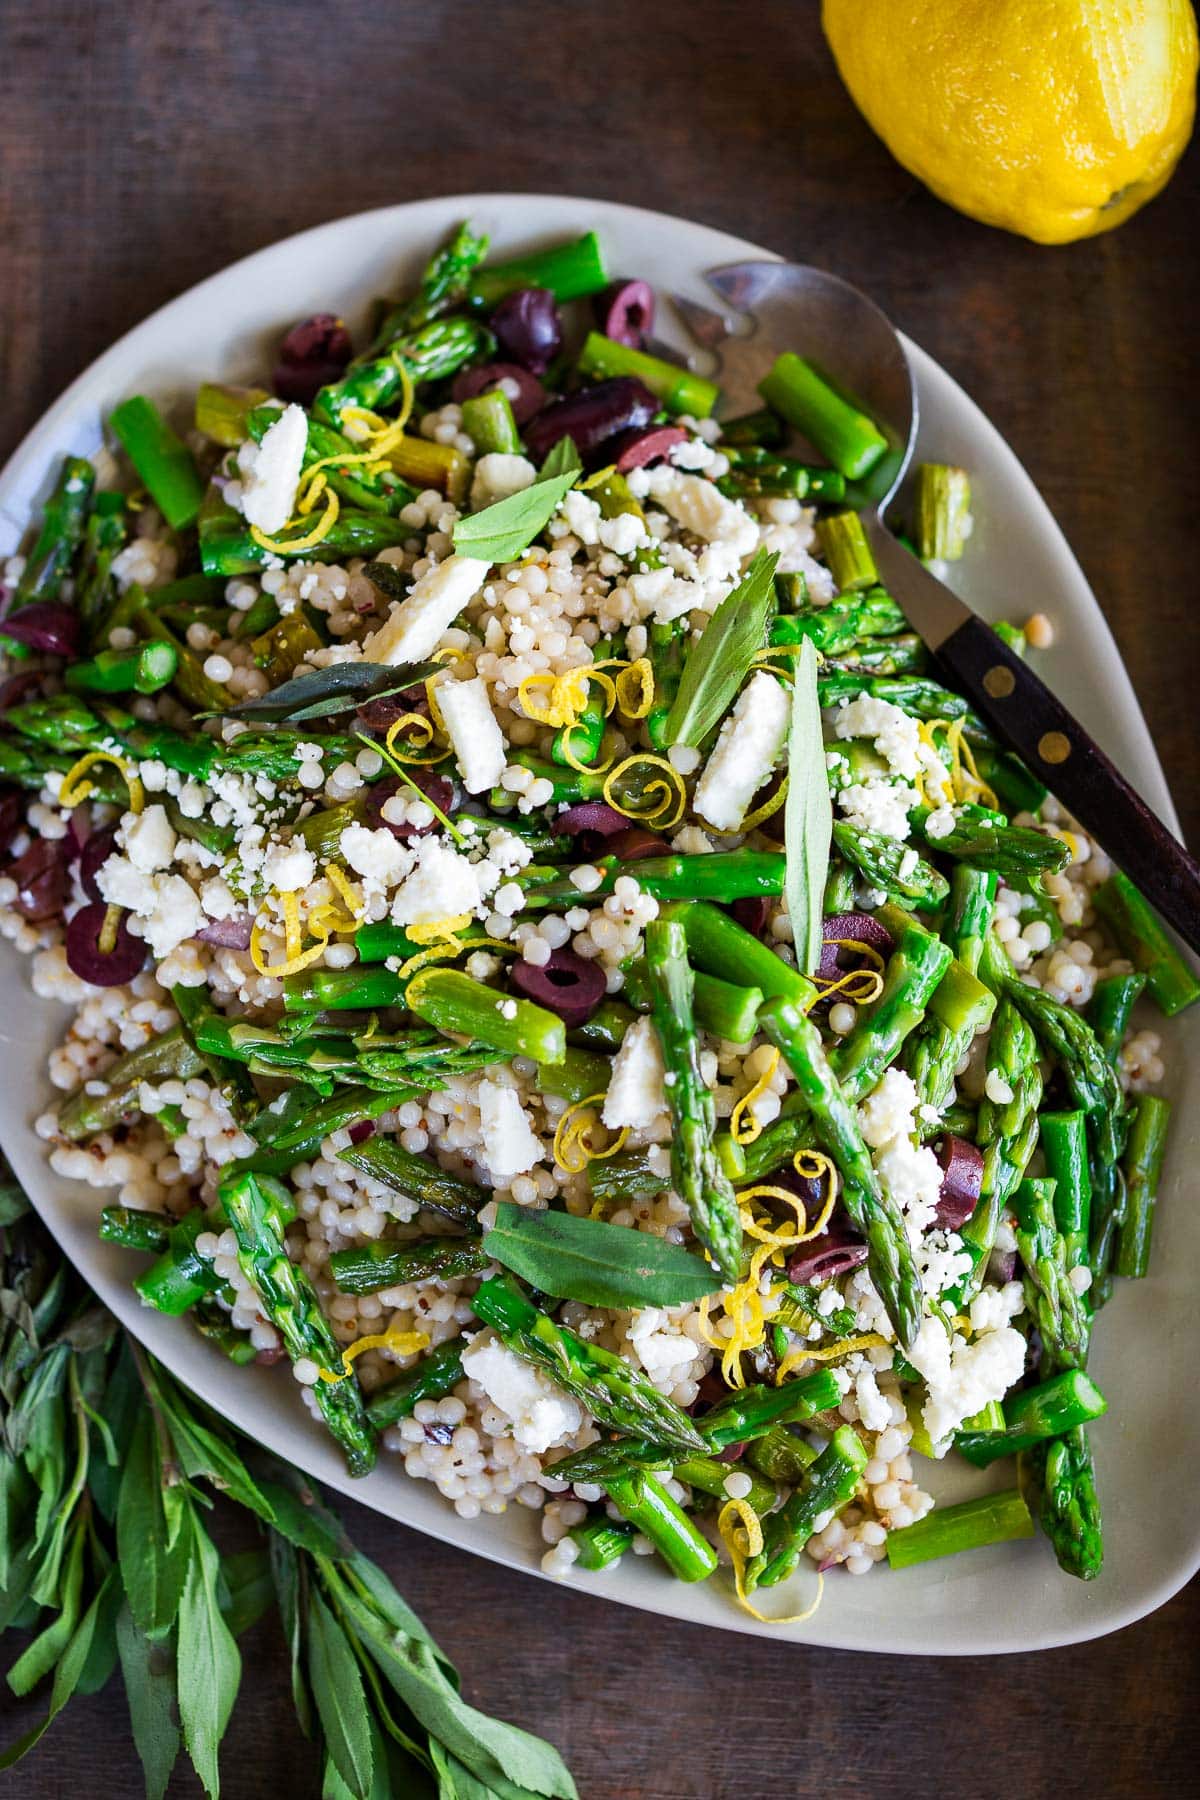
[
  {"x1": 177, "y1": 1514, "x2": 241, "y2": 1800},
  {"x1": 663, "y1": 548, "x2": 779, "y2": 748},
  {"x1": 540, "y1": 436, "x2": 582, "y2": 480},
  {"x1": 784, "y1": 637, "x2": 831, "y2": 976},
  {"x1": 116, "y1": 1603, "x2": 181, "y2": 1800},
  {"x1": 224, "y1": 658, "x2": 440, "y2": 723},
  {"x1": 308, "y1": 1585, "x2": 376, "y2": 1798},
  {"x1": 452, "y1": 469, "x2": 579, "y2": 564},
  {"x1": 483, "y1": 1204, "x2": 720, "y2": 1308}
]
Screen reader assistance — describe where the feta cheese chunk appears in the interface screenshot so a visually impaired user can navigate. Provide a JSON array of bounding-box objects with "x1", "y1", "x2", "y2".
[
  {"x1": 645, "y1": 467, "x2": 758, "y2": 555},
  {"x1": 477, "y1": 1079, "x2": 541, "y2": 1182},
  {"x1": 142, "y1": 875, "x2": 204, "y2": 959},
  {"x1": 461, "y1": 1333, "x2": 583, "y2": 1453},
  {"x1": 238, "y1": 404, "x2": 307, "y2": 534},
  {"x1": 693, "y1": 670, "x2": 790, "y2": 831},
  {"x1": 339, "y1": 823, "x2": 411, "y2": 890},
  {"x1": 834, "y1": 695, "x2": 922, "y2": 782},
  {"x1": 602, "y1": 1014, "x2": 667, "y2": 1131},
  {"x1": 470, "y1": 453, "x2": 537, "y2": 511},
  {"x1": 390, "y1": 836, "x2": 481, "y2": 927},
  {"x1": 362, "y1": 554, "x2": 491, "y2": 666},
  {"x1": 436, "y1": 674, "x2": 507, "y2": 794},
  {"x1": 123, "y1": 804, "x2": 176, "y2": 874},
  {"x1": 907, "y1": 1317, "x2": 1028, "y2": 1449},
  {"x1": 262, "y1": 841, "x2": 317, "y2": 894}
]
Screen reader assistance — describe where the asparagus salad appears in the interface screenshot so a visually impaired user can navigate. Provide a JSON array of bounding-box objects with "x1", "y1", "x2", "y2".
[{"x1": 0, "y1": 222, "x2": 1190, "y2": 1618}]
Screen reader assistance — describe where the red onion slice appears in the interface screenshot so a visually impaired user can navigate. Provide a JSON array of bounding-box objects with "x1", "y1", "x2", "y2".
[
  {"x1": 65, "y1": 903, "x2": 146, "y2": 986},
  {"x1": 510, "y1": 949, "x2": 607, "y2": 1027},
  {"x1": 934, "y1": 1135, "x2": 984, "y2": 1229},
  {"x1": 552, "y1": 802, "x2": 631, "y2": 839},
  {"x1": 196, "y1": 913, "x2": 254, "y2": 950},
  {"x1": 2, "y1": 601, "x2": 80, "y2": 657},
  {"x1": 787, "y1": 1229, "x2": 870, "y2": 1286}
]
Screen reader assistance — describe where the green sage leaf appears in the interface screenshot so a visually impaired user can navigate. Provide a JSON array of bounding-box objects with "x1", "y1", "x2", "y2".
[
  {"x1": 0, "y1": 1566, "x2": 117, "y2": 1770},
  {"x1": 116, "y1": 1601, "x2": 181, "y2": 1800},
  {"x1": 223, "y1": 658, "x2": 441, "y2": 724},
  {"x1": 784, "y1": 636, "x2": 831, "y2": 976},
  {"x1": 452, "y1": 469, "x2": 579, "y2": 564},
  {"x1": 116, "y1": 1410, "x2": 190, "y2": 1639},
  {"x1": 483, "y1": 1204, "x2": 720, "y2": 1308},
  {"x1": 662, "y1": 548, "x2": 779, "y2": 748},
  {"x1": 218, "y1": 1548, "x2": 274, "y2": 1639}
]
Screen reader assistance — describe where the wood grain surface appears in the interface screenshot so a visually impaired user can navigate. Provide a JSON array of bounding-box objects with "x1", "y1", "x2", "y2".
[{"x1": 2, "y1": 2, "x2": 1198, "y2": 1794}]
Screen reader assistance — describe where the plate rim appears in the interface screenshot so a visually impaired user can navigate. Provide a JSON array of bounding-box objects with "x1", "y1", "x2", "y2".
[{"x1": 0, "y1": 190, "x2": 1192, "y2": 1655}]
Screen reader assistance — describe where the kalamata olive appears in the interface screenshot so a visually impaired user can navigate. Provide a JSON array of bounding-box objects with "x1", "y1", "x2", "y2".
[
  {"x1": 8, "y1": 838, "x2": 69, "y2": 920},
  {"x1": 356, "y1": 687, "x2": 428, "y2": 732},
  {"x1": 1, "y1": 601, "x2": 80, "y2": 657},
  {"x1": 818, "y1": 910, "x2": 897, "y2": 982},
  {"x1": 196, "y1": 914, "x2": 254, "y2": 950},
  {"x1": 65, "y1": 902, "x2": 146, "y2": 986},
  {"x1": 0, "y1": 789, "x2": 24, "y2": 859},
  {"x1": 609, "y1": 424, "x2": 689, "y2": 471},
  {"x1": 523, "y1": 378, "x2": 659, "y2": 465},
  {"x1": 79, "y1": 824, "x2": 119, "y2": 901},
  {"x1": 732, "y1": 897, "x2": 770, "y2": 938},
  {"x1": 364, "y1": 770, "x2": 454, "y2": 840},
  {"x1": 347, "y1": 1118, "x2": 376, "y2": 1145},
  {"x1": 0, "y1": 669, "x2": 41, "y2": 712},
  {"x1": 594, "y1": 280, "x2": 655, "y2": 348},
  {"x1": 254, "y1": 1343, "x2": 286, "y2": 1367},
  {"x1": 608, "y1": 827, "x2": 667, "y2": 861},
  {"x1": 489, "y1": 287, "x2": 562, "y2": 374},
  {"x1": 787, "y1": 1228, "x2": 870, "y2": 1286},
  {"x1": 65, "y1": 805, "x2": 91, "y2": 858},
  {"x1": 452, "y1": 362, "x2": 546, "y2": 426},
  {"x1": 713, "y1": 1441, "x2": 747, "y2": 1464},
  {"x1": 934, "y1": 1134, "x2": 984, "y2": 1229},
  {"x1": 273, "y1": 313, "x2": 353, "y2": 406},
  {"x1": 551, "y1": 802, "x2": 631, "y2": 839},
  {"x1": 510, "y1": 947, "x2": 607, "y2": 1027}
]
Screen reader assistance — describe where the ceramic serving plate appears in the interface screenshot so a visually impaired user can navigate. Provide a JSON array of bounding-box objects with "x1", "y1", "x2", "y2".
[{"x1": 2, "y1": 195, "x2": 1196, "y2": 1655}]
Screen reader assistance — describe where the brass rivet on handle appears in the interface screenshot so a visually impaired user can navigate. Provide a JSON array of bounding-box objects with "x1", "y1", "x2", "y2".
[
  {"x1": 1038, "y1": 731, "x2": 1071, "y2": 765},
  {"x1": 983, "y1": 665, "x2": 1016, "y2": 698}
]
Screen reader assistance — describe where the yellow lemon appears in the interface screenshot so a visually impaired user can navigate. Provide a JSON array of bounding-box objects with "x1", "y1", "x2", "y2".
[{"x1": 822, "y1": 0, "x2": 1198, "y2": 243}]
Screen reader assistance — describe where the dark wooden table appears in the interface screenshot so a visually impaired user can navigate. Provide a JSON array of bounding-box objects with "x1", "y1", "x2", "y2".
[{"x1": 3, "y1": 3, "x2": 1198, "y2": 1794}]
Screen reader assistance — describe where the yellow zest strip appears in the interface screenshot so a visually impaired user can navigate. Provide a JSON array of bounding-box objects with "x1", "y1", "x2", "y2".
[
  {"x1": 250, "y1": 483, "x2": 340, "y2": 556},
  {"x1": 558, "y1": 721, "x2": 613, "y2": 777},
  {"x1": 396, "y1": 941, "x2": 461, "y2": 982},
  {"x1": 610, "y1": 657, "x2": 654, "y2": 720},
  {"x1": 737, "y1": 776, "x2": 789, "y2": 834},
  {"x1": 407, "y1": 913, "x2": 473, "y2": 946},
  {"x1": 58, "y1": 749, "x2": 144, "y2": 815},
  {"x1": 384, "y1": 710, "x2": 448, "y2": 767},
  {"x1": 718, "y1": 1498, "x2": 825, "y2": 1626},
  {"x1": 729, "y1": 1050, "x2": 782, "y2": 1148},
  {"x1": 790, "y1": 1152, "x2": 838, "y2": 1242},
  {"x1": 552, "y1": 1094, "x2": 627, "y2": 1176},
  {"x1": 775, "y1": 1333, "x2": 891, "y2": 1384},
  {"x1": 944, "y1": 716, "x2": 998, "y2": 808},
  {"x1": 602, "y1": 754, "x2": 687, "y2": 830},
  {"x1": 323, "y1": 861, "x2": 364, "y2": 926},
  {"x1": 805, "y1": 938, "x2": 886, "y2": 1013},
  {"x1": 317, "y1": 1325, "x2": 430, "y2": 1384},
  {"x1": 281, "y1": 892, "x2": 302, "y2": 962},
  {"x1": 97, "y1": 903, "x2": 123, "y2": 955}
]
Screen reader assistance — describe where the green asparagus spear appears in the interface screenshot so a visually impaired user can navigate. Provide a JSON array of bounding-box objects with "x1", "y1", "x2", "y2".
[
  {"x1": 1021, "y1": 1428, "x2": 1103, "y2": 1579},
  {"x1": 11, "y1": 455, "x2": 95, "y2": 605},
  {"x1": 830, "y1": 823, "x2": 949, "y2": 910},
  {"x1": 744, "y1": 1424, "x2": 820, "y2": 1485},
  {"x1": 746, "y1": 1426, "x2": 867, "y2": 1591},
  {"x1": 568, "y1": 1517, "x2": 636, "y2": 1571},
  {"x1": 643, "y1": 917, "x2": 741, "y2": 1283},
  {"x1": 1086, "y1": 971, "x2": 1146, "y2": 1063},
  {"x1": 1013, "y1": 1178, "x2": 1088, "y2": 1369},
  {"x1": 469, "y1": 1277, "x2": 706, "y2": 1455},
  {"x1": 830, "y1": 903, "x2": 954, "y2": 1101},
  {"x1": 1115, "y1": 1094, "x2": 1171, "y2": 1279},
  {"x1": 958, "y1": 998, "x2": 1042, "y2": 1288},
  {"x1": 1038, "y1": 1112, "x2": 1093, "y2": 1271},
  {"x1": 1093, "y1": 870, "x2": 1200, "y2": 1017},
  {"x1": 468, "y1": 231, "x2": 607, "y2": 307},
  {"x1": 337, "y1": 1138, "x2": 486, "y2": 1230},
  {"x1": 98, "y1": 1205, "x2": 173, "y2": 1255},
  {"x1": 370, "y1": 220, "x2": 489, "y2": 344},
  {"x1": 757, "y1": 354, "x2": 888, "y2": 481},
  {"x1": 886, "y1": 1489, "x2": 1034, "y2": 1569},
  {"x1": 601, "y1": 1472, "x2": 718, "y2": 1582},
  {"x1": 58, "y1": 1025, "x2": 206, "y2": 1141},
  {"x1": 218, "y1": 1171, "x2": 377, "y2": 1475},
  {"x1": 955, "y1": 1368, "x2": 1107, "y2": 1467},
  {"x1": 919, "y1": 806, "x2": 1070, "y2": 879},
  {"x1": 577, "y1": 331, "x2": 719, "y2": 417},
  {"x1": 912, "y1": 464, "x2": 972, "y2": 562},
  {"x1": 109, "y1": 396, "x2": 205, "y2": 530},
  {"x1": 698, "y1": 1369, "x2": 843, "y2": 1448},
  {"x1": 329, "y1": 1236, "x2": 489, "y2": 1295},
  {"x1": 364, "y1": 1338, "x2": 467, "y2": 1430},
  {"x1": 64, "y1": 638, "x2": 178, "y2": 696}
]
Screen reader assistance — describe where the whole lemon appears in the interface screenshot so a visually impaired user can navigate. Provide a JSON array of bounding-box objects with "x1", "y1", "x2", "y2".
[{"x1": 822, "y1": 0, "x2": 1198, "y2": 243}]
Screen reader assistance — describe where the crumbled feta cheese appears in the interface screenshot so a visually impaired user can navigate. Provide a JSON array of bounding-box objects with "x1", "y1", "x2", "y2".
[
  {"x1": 834, "y1": 695, "x2": 923, "y2": 781},
  {"x1": 238, "y1": 404, "x2": 307, "y2": 534},
  {"x1": 907, "y1": 1317, "x2": 1028, "y2": 1448},
  {"x1": 339, "y1": 823, "x2": 411, "y2": 889},
  {"x1": 645, "y1": 467, "x2": 758, "y2": 555},
  {"x1": 122, "y1": 804, "x2": 177, "y2": 876},
  {"x1": 95, "y1": 855, "x2": 155, "y2": 914},
  {"x1": 469, "y1": 453, "x2": 537, "y2": 510},
  {"x1": 390, "y1": 836, "x2": 481, "y2": 926},
  {"x1": 561, "y1": 490, "x2": 603, "y2": 546},
  {"x1": 461, "y1": 1333, "x2": 582, "y2": 1453},
  {"x1": 142, "y1": 874, "x2": 204, "y2": 959},
  {"x1": 601, "y1": 1015, "x2": 667, "y2": 1131},
  {"x1": 262, "y1": 841, "x2": 317, "y2": 894},
  {"x1": 968, "y1": 1281, "x2": 1026, "y2": 1335},
  {"x1": 859, "y1": 1069, "x2": 944, "y2": 1241},
  {"x1": 477, "y1": 1079, "x2": 541, "y2": 1182},
  {"x1": 693, "y1": 671, "x2": 790, "y2": 831},
  {"x1": 628, "y1": 1307, "x2": 697, "y2": 1376},
  {"x1": 435, "y1": 674, "x2": 507, "y2": 794},
  {"x1": 200, "y1": 877, "x2": 238, "y2": 920},
  {"x1": 837, "y1": 780, "x2": 917, "y2": 841},
  {"x1": 924, "y1": 804, "x2": 957, "y2": 841},
  {"x1": 597, "y1": 511, "x2": 647, "y2": 556},
  {"x1": 362, "y1": 554, "x2": 491, "y2": 666}
]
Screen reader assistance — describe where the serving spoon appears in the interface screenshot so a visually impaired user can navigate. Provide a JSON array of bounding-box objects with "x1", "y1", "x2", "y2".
[{"x1": 669, "y1": 260, "x2": 1200, "y2": 958}]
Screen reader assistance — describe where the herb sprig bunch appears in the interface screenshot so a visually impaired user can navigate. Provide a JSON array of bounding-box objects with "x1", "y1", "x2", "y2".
[{"x1": 0, "y1": 1164, "x2": 577, "y2": 1800}]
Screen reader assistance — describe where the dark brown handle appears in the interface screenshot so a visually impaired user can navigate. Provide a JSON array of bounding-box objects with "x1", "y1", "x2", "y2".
[{"x1": 934, "y1": 614, "x2": 1200, "y2": 956}]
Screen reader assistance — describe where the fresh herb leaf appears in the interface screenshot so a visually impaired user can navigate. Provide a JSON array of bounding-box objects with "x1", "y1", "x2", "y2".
[
  {"x1": 223, "y1": 658, "x2": 441, "y2": 724},
  {"x1": 307, "y1": 1585, "x2": 376, "y2": 1797},
  {"x1": 0, "y1": 1566, "x2": 118, "y2": 1771},
  {"x1": 116, "y1": 1603, "x2": 181, "y2": 1800},
  {"x1": 452, "y1": 469, "x2": 579, "y2": 564},
  {"x1": 116, "y1": 1410, "x2": 190, "y2": 1639},
  {"x1": 7, "y1": 1516, "x2": 86, "y2": 1696},
  {"x1": 483, "y1": 1204, "x2": 721, "y2": 1308},
  {"x1": 540, "y1": 436, "x2": 582, "y2": 480},
  {"x1": 217, "y1": 1548, "x2": 274, "y2": 1640},
  {"x1": 783, "y1": 637, "x2": 831, "y2": 976},
  {"x1": 663, "y1": 548, "x2": 779, "y2": 747},
  {"x1": 361, "y1": 561, "x2": 411, "y2": 603},
  {"x1": 177, "y1": 1514, "x2": 241, "y2": 1800}
]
